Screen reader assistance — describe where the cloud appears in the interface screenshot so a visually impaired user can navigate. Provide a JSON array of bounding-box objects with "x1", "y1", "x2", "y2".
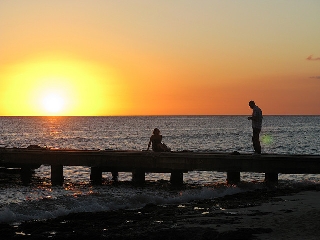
[
  {"x1": 310, "y1": 76, "x2": 320, "y2": 79},
  {"x1": 306, "y1": 55, "x2": 320, "y2": 61}
]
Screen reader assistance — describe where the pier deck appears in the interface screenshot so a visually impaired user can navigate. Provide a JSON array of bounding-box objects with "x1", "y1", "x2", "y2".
[{"x1": 1, "y1": 148, "x2": 320, "y2": 185}]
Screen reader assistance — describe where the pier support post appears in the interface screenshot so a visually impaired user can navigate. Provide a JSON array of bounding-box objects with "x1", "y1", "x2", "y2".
[
  {"x1": 265, "y1": 173, "x2": 278, "y2": 184},
  {"x1": 132, "y1": 169, "x2": 145, "y2": 185},
  {"x1": 21, "y1": 166, "x2": 33, "y2": 185},
  {"x1": 51, "y1": 165, "x2": 64, "y2": 186},
  {"x1": 227, "y1": 172, "x2": 240, "y2": 184},
  {"x1": 170, "y1": 171, "x2": 183, "y2": 185},
  {"x1": 111, "y1": 172, "x2": 119, "y2": 181},
  {"x1": 90, "y1": 167, "x2": 102, "y2": 185}
]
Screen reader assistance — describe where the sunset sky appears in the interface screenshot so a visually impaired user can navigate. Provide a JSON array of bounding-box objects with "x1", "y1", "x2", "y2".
[{"x1": 1, "y1": 1, "x2": 319, "y2": 116}]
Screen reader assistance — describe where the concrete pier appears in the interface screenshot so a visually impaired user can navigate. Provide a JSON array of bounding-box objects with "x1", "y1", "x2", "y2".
[{"x1": 1, "y1": 148, "x2": 320, "y2": 185}]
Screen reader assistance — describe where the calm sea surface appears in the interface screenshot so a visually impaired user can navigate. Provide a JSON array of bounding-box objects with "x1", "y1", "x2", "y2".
[{"x1": 0, "y1": 116, "x2": 319, "y2": 223}]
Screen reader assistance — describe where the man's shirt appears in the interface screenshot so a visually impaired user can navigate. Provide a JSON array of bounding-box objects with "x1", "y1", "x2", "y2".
[{"x1": 252, "y1": 106, "x2": 263, "y2": 129}]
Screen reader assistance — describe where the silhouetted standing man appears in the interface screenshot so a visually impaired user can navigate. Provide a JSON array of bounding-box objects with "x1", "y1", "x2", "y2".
[{"x1": 248, "y1": 101, "x2": 263, "y2": 154}]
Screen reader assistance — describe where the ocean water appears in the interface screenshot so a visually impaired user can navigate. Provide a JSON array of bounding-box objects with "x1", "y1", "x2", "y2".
[{"x1": 0, "y1": 116, "x2": 319, "y2": 223}]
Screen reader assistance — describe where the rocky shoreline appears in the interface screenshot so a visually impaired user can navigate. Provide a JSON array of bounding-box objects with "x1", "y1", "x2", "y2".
[{"x1": 1, "y1": 184, "x2": 320, "y2": 239}]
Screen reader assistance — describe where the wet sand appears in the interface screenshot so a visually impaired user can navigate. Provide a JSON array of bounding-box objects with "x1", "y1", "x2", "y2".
[{"x1": 1, "y1": 184, "x2": 320, "y2": 239}]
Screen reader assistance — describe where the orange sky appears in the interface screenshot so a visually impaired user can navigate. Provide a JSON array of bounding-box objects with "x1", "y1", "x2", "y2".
[{"x1": 0, "y1": 1, "x2": 319, "y2": 116}]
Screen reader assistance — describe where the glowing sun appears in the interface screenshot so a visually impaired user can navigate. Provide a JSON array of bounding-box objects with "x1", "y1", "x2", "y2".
[
  {"x1": 0, "y1": 55, "x2": 120, "y2": 116},
  {"x1": 42, "y1": 93, "x2": 65, "y2": 114}
]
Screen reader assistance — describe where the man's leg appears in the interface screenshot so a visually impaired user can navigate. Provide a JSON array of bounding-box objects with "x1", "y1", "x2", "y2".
[{"x1": 252, "y1": 128, "x2": 261, "y2": 154}]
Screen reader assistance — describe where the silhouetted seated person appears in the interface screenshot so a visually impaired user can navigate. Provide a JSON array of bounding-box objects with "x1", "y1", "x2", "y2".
[{"x1": 147, "y1": 128, "x2": 171, "y2": 152}]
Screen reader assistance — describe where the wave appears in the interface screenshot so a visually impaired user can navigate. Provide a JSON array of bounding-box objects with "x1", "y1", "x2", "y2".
[{"x1": 0, "y1": 184, "x2": 247, "y2": 223}]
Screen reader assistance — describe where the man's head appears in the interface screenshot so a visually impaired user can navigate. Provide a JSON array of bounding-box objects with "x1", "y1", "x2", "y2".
[{"x1": 249, "y1": 100, "x2": 255, "y2": 109}]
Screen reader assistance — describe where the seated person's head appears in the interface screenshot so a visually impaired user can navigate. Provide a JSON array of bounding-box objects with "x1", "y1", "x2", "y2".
[{"x1": 153, "y1": 128, "x2": 160, "y2": 135}]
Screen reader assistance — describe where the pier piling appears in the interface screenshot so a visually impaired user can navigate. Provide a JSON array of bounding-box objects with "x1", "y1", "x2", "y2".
[
  {"x1": 132, "y1": 169, "x2": 145, "y2": 185},
  {"x1": 170, "y1": 171, "x2": 183, "y2": 185},
  {"x1": 90, "y1": 167, "x2": 103, "y2": 185},
  {"x1": 265, "y1": 172, "x2": 278, "y2": 184},
  {"x1": 227, "y1": 172, "x2": 241, "y2": 184},
  {"x1": 20, "y1": 165, "x2": 33, "y2": 185},
  {"x1": 51, "y1": 165, "x2": 64, "y2": 186}
]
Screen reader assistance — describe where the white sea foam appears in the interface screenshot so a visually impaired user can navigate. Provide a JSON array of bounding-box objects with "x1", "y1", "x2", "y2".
[
  {"x1": 1, "y1": 180, "x2": 320, "y2": 224},
  {"x1": 0, "y1": 184, "x2": 248, "y2": 223}
]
